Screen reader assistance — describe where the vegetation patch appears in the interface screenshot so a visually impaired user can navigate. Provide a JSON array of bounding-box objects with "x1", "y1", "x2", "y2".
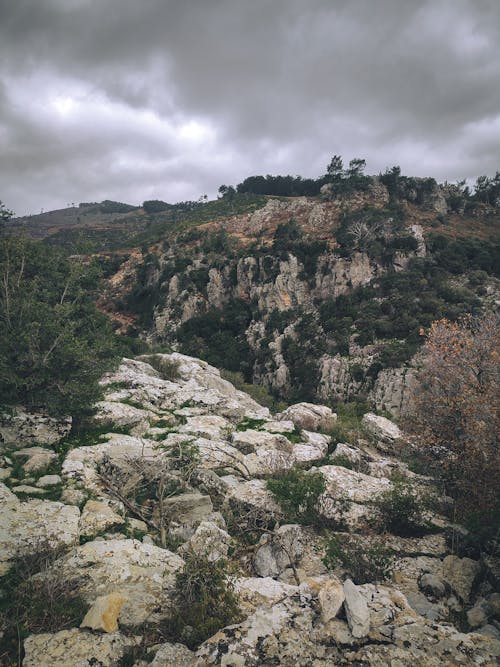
[{"x1": 267, "y1": 467, "x2": 326, "y2": 525}]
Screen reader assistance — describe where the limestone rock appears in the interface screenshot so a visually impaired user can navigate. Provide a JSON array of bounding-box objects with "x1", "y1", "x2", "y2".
[
  {"x1": 79, "y1": 500, "x2": 125, "y2": 537},
  {"x1": 232, "y1": 428, "x2": 292, "y2": 455},
  {"x1": 94, "y1": 400, "x2": 154, "y2": 434},
  {"x1": 221, "y1": 475, "x2": 282, "y2": 519},
  {"x1": 0, "y1": 407, "x2": 70, "y2": 449},
  {"x1": 179, "y1": 414, "x2": 232, "y2": 440},
  {"x1": 12, "y1": 484, "x2": 47, "y2": 495},
  {"x1": 343, "y1": 578, "x2": 370, "y2": 638},
  {"x1": 149, "y1": 642, "x2": 196, "y2": 667},
  {"x1": 331, "y1": 442, "x2": 362, "y2": 465},
  {"x1": 419, "y1": 572, "x2": 447, "y2": 598},
  {"x1": 442, "y1": 554, "x2": 481, "y2": 603},
  {"x1": 36, "y1": 474, "x2": 62, "y2": 487},
  {"x1": 362, "y1": 412, "x2": 402, "y2": 444},
  {"x1": 261, "y1": 419, "x2": 295, "y2": 433},
  {"x1": 318, "y1": 577, "x2": 345, "y2": 622},
  {"x1": 235, "y1": 577, "x2": 300, "y2": 614},
  {"x1": 12, "y1": 446, "x2": 58, "y2": 473},
  {"x1": 277, "y1": 402, "x2": 337, "y2": 432},
  {"x1": 0, "y1": 498, "x2": 80, "y2": 574},
  {"x1": 180, "y1": 520, "x2": 231, "y2": 561},
  {"x1": 81, "y1": 592, "x2": 126, "y2": 632},
  {"x1": 51, "y1": 538, "x2": 184, "y2": 626},
  {"x1": 23, "y1": 628, "x2": 136, "y2": 667},
  {"x1": 163, "y1": 492, "x2": 213, "y2": 528}
]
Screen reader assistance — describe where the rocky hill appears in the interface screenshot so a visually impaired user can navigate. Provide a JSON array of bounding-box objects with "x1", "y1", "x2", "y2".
[
  {"x1": 0, "y1": 353, "x2": 499, "y2": 665},
  {"x1": 97, "y1": 181, "x2": 499, "y2": 416}
]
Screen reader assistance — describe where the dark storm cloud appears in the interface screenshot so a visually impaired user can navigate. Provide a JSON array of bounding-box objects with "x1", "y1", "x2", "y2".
[{"x1": 1, "y1": 0, "x2": 499, "y2": 215}]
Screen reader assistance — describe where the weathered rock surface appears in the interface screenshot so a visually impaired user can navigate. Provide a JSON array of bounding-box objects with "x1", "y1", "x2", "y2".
[
  {"x1": 50, "y1": 538, "x2": 184, "y2": 626},
  {"x1": 179, "y1": 520, "x2": 231, "y2": 561},
  {"x1": 362, "y1": 412, "x2": 402, "y2": 444},
  {"x1": 23, "y1": 628, "x2": 136, "y2": 667},
  {"x1": 0, "y1": 495, "x2": 80, "y2": 574},
  {"x1": 79, "y1": 499, "x2": 125, "y2": 537},
  {"x1": 277, "y1": 402, "x2": 337, "y2": 432},
  {"x1": 343, "y1": 578, "x2": 370, "y2": 638},
  {"x1": 80, "y1": 592, "x2": 126, "y2": 633},
  {"x1": 0, "y1": 407, "x2": 70, "y2": 449}
]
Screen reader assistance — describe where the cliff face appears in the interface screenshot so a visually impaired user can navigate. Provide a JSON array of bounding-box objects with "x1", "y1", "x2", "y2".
[{"x1": 100, "y1": 181, "x2": 497, "y2": 416}]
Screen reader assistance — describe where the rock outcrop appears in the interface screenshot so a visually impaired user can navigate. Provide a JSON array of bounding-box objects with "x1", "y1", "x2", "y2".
[{"x1": 1, "y1": 354, "x2": 498, "y2": 666}]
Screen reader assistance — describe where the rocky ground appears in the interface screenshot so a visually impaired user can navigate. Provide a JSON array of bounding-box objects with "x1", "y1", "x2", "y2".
[{"x1": 1, "y1": 353, "x2": 499, "y2": 666}]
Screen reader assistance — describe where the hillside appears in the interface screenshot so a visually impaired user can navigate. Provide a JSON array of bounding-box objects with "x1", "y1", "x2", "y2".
[
  {"x1": 1, "y1": 353, "x2": 499, "y2": 665},
  {"x1": 5, "y1": 170, "x2": 500, "y2": 416}
]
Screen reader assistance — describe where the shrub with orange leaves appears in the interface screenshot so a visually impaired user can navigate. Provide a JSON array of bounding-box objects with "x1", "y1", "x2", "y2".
[{"x1": 408, "y1": 314, "x2": 499, "y2": 519}]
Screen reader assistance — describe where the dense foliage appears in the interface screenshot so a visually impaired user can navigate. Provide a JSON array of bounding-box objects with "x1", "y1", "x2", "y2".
[{"x1": 0, "y1": 236, "x2": 118, "y2": 419}]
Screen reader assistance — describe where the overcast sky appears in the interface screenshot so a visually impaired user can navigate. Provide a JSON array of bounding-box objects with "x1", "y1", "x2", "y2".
[{"x1": 1, "y1": 0, "x2": 499, "y2": 216}]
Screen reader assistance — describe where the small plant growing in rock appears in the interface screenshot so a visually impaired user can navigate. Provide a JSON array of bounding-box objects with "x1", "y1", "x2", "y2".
[
  {"x1": 162, "y1": 554, "x2": 241, "y2": 649},
  {"x1": 322, "y1": 534, "x2": 392, "y2": 584},
  {"x1": 267, "y1": 467, "x2": 326, "y2": 525},
  {"x1": 147, "y1": 355, "x2": 181, "y2": 381},
  {"x1": 376, "y1": 474, "x2": 429, "y2": 536}
]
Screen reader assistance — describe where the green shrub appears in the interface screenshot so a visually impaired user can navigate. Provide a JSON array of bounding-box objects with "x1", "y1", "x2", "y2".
[
  {"x1": 376, "y1": 475, "x2": 429, "y2": 536},
  {"x1": 323, "y1": 534, "x2": 392, "y2": 584},
  {"x1": 162, "y1": 554, "x2": 240, "y2": 648},
  {"x1": 267, "y1": 468, "x2": 326, "y2": 525},
  {"x1": 146, "y1": 355, "x2": 181, "y2": 381}
]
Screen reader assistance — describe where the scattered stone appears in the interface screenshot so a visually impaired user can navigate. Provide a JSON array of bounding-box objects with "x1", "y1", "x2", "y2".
[
  {"x1": 343, "y1": 578, "x2": 370, "y2": 638},
  {"x1": 11, "y1": 446, "x2": 58, "y2": 473},
  {"x1": 80, "y1": 592, "x2": 126, "y2": 633},
  {"x1": 277, "y1": 402, "x2": 337, "y2": 432},
  {"x1": 362, "y1": 412, "x2": 402, "y2": 444},
  {"x1": 36, "y1": 474, "x2": 62, "y2": 487},
  {"x1": 79, "y1": 499, "x2": 125, "y2": 537},
  {"x1": 179, "y1": 520, "x2": 231, "y2": 561},
  {"x1": 318, "y1": 577, "x2": 345, "y2": 622},
  {"x1": 12, "y1": 484, "x2": 47, "y2": 495}
]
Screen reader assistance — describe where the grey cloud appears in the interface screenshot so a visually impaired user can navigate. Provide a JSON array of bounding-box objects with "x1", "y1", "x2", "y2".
[{"x1": 1, "y1": 0, "x2": 500, "y2": 215}]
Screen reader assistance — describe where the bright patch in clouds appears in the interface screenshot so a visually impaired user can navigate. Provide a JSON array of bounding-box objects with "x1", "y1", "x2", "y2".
[{"x1": 51, "y1": 96, "x2": 77, "y2": 116}]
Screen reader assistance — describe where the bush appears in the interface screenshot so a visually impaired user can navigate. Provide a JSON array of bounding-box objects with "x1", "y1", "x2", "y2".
[
  {"x1": 376, "y1": 475, "x2": 429, "y2": 536},
  {"x1": 162, "y1": 554, "x2": 240, "y2": 649},
  {"x1": 267, "y1": 468, "x2": 326, "y2": 525},
  {"x1": 323, "y1": 534, "x2": 392, "y2": 584}
]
